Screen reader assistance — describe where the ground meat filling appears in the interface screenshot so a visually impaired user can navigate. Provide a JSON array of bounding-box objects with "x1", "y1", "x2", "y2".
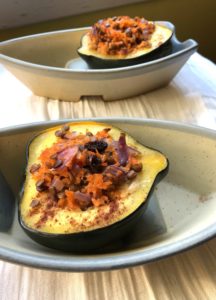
[
  {"x1": 88, "y1": 16, "x2": 156, "y2": 56},
  {"x1": 29, "y1": 125, "x2": 143, "y2": 220}
]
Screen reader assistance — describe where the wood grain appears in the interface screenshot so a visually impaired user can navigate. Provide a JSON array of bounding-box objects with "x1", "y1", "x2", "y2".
[
  {"x1": 0, "y1": 53, "x2": 216, "y2": 300},
  {"x1": 0, "y1": 239, "x2": 216, "y2": 300}
]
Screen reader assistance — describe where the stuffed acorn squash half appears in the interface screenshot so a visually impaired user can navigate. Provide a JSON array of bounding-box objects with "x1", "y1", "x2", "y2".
[
  {"x1": 78, "y1": 16, "x2": 173, "y2": 68},
  {"x1": 19, "y1": 122, "x2": 168, "y2": 252}
]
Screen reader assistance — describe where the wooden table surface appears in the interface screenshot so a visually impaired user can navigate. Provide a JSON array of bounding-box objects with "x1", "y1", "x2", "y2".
[{"x1": 0, "y1": 53, "x2": 216, "y2": 300}]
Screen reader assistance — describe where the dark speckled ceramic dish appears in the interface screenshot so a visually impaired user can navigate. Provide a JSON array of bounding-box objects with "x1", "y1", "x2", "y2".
[{"x1": 0, "y1": 118, "x2": 216, "y2": 271}]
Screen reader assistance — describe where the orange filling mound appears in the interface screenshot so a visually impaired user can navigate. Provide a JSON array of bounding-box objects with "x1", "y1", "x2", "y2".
[
  {"x1": 88, "y1": 16, "x2": 155, "y2": 56},
  {"x1": 29, "y1": 125, "x2": 143, "y2": 227}
]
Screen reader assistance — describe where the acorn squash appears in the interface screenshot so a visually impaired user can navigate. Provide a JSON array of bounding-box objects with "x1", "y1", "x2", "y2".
[
  {"x1": 19, "y1": 122, "x2": 168, "y2": 252},
  {"x1": 77, "y1": 16, "x2": 173, "y2": 69}
]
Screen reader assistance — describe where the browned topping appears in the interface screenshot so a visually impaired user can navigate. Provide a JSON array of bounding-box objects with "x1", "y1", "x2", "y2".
[
  {"x1": 36, "y1": 179, "x2": 46, "y2": 192},
  {"x1": 63, "y1": 132, "x2": 77, "y2": 140},
  {"x1": 86, "y1": 131, "x2": 93, "y2": 136},
  {"x1": 53, "y1": 159, "x2": 63, "y2": 169},
  {"x1": 55, "y1": 130, "x2": 65, "y2": 138},
  {"x1": 62, "y1": 124, "x2": 70, "y2": 131},
  {"x1": 45, "y1": 161, "x2": 53, "y2": 168},
  {"x1": 131, "y1": 163, "x2": 143, "y2": 172},
  {"x1": 127, "y1": 170, "x2": 137, "y2": 180},
  {"x1": 106, "y1": 151, "x2": 116, "y2": 165},
  {"x1": 51, "y1": 176, "x2": 64, "y2": 192},
  {"x1": 50, "y1": 153, "x2": 58, "y2": 160},
  {"x1": 88, "y1": 16, "x2": 155, "y2": 56},
  {"x1": 29, "y1": 125, "x2": 144, "y2": 227},
  {"x1": 74, "y1": 191, "x2": 92, "y2": 211},
  {"x1": 46, "y1": 200, "x2": 53, "y2": 209},
  {"x1": 103, "y1": 165, "x2": 126, "y2": 185},
  {"x1": 49, "y1": 187, "x2": 57, "y2": 201},
  {"x1": 57, "y1": 191, "x2": 64, "y2": 199},
  {"x1": 103, "y1": 128, "x2": 111, "y2": 132},
  {"x1": 55, "y1": 124, "x2": 72, "y2": 139},
  {"x1": 30, "y1": 163, "x2": 41, "y2": 174},
  {"x1": 30, "y1": 199, "x2": 40, "y2": 208}
]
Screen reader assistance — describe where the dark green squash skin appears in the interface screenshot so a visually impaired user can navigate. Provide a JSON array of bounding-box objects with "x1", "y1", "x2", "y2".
[
  {"x1": 78, "y1": 38, "x2": 173, "y2": 69},
  {"x1": 18, "y1": 128, "x2": 169, "y2": 253}
]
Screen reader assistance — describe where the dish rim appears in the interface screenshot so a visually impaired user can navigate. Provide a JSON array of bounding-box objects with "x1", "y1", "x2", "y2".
[
  {"x1": 0, "y1": 117, "x2": 215, "y2": 272},
  {"x1": 0, "y1": 21, "x2": 198, "y2": 74}
]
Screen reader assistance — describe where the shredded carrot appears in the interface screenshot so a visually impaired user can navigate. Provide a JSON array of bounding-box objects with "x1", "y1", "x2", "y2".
[
  {"x1": 65, "y1": 190, "x2": 78, "y2": 210},
  {"x1": 86, "y1": 174, "x2": 112, "y2": 198},
  {"x1": 96, "y1": 129, "x2": 110, "y2": 139},
  {"x1": 128, "y1": 157, "x2": 140, "y2": 169},
  {"x1": 57, "y1": 198, "x2": 66, "y2": 208},
  {"x1": 92, "y1": 196, "x2": 108, "y2": 207}
]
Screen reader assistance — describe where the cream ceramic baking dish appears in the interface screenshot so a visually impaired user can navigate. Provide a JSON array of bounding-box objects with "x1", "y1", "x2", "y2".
[{"x1": 0, "y1": 22, "x2": 198, "y2": 101}]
